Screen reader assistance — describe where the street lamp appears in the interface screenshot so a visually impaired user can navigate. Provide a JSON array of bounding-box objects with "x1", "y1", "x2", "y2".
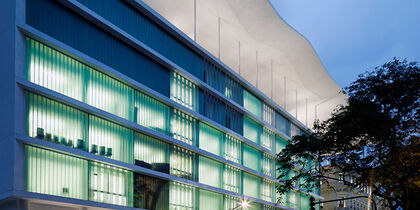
[{"x1": 230, "y1": 200, "x2": 250, "y2": 210}]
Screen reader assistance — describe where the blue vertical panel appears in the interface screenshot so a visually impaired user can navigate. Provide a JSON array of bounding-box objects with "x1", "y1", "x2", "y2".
[
  {"x1": 75, "y1": 0, "x2": 204, "y2": 80},
  {"x1": 275, "y1": 111, "x2": 291, "y2": 137},
  {"x1": 26, "y1": 0, "x2": 170, "y2": 96},
  {"x1": 226, "y1": 105, "x2": 243, "y2": 135},
  {"x1": 200, "y1": 91, "x2": 226, "y2": 127}
]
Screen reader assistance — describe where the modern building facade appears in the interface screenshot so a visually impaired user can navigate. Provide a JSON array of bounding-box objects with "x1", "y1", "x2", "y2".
[{"x1": 0, "y1": 0, "x2": 343, "y2": 209}]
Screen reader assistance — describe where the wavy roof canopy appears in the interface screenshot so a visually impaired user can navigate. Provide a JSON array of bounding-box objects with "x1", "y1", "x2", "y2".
[{"x1": 142, "y1": 0, "x2": 346, "y2": 128}]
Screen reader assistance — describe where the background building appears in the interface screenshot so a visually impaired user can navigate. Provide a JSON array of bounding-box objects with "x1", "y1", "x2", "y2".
[
  {"x1": 321, "y1": 165, "x2": 383, "y2": 210},
  {"x1": 0, "y1": 0, "x2": 343, "y2": 209}
]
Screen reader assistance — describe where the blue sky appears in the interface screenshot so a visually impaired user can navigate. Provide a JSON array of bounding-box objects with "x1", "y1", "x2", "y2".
[{"x1": 270, "y1": 0, "x2": 420, "y2": 88}]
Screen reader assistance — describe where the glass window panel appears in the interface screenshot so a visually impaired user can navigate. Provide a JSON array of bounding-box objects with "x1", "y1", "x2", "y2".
[
  {"x1": 243, "y1": 172, "x2": 260, "y2": 198},
  {"x1": 170, "y1": 72, "x2": 198, "y2": 112},
  {"x1": 275, "y1": 112, "x2": 291, "y2": 137},
  {"x1": 134, "y1": 173, "x2": 169, "y2": 209},
  {"x1": 169, "y1": 182, "x2": 196, "y2": 210},
  {"x1": 171, "y1": 110, "x2": 196, "y2": 145},
  {"x1": 262, "y1": 153, "x2": 275, "y2": 177},
  {"x1": 300, "y1": 193, "x2": 310, "y2": 210},
  {"x1": 26, "y1": 93, "x2": 87, "y2": 148},
  {"x1": 224, "y1": 135, "x2": 241, "y2": 164},
  {"x1": 262, "y1": 127, "x2": 275, "y2": 152},
  {"x1": 171, "y1": 146, "x2": 194, "y2": 180},
  {"x1": 26, "y1": 38, "x2": 84, "y2": 101},
  {"x1": 243, "y1": 144, "x2": 260, "y2": 171},
  {"x1": 25, "y1": 146, "x2": 88, "y2": 200},
  {"x1": 243, "y1": 116, "x2": 261, "y2": 144},
  {"x1": 134, "y1": 132, "x2": 169, "y2": 169},
  {"x1": 243, "y1": 90, "x2": 262, "y2": 118},
  {"x1": 263, "y1": 103, "x2": 275, "y2": 127},
  {"x1": 88, "y1": 116, "x2": 134, "y2": 164},
  {"x1": 199, "y1": 123, "x2": 223, "y2": 156},
  {"x1": 224, "y1": 165, "x2": 240, "y2": 193},
  {"x1": 291, "y1": 123, "x2": 300, "y2": 138},
  {"x1": 87, "y1": 67, "x2": 133, "y2": 120},
  {"x1": 261, "y1": 180, "x2": 275, "y2": 203},
  {"x1": 199, "y1": 156, "x2": 222, "y2": 188},
  {"x1": 199, "y1": 189, "x2": 223, "y2": 210},
  {"x1": 275, "y1": 135, "x2": 288, "y2": 154},
  {"x1": 135, "y1": 91, "x2": 171, "y2": 135},
  {"x1": 89, "y1": 162, "x2": 133, "y2": 207},
  {"x1": 224, "y1": 195, "x2": 240, "y2": 210}
]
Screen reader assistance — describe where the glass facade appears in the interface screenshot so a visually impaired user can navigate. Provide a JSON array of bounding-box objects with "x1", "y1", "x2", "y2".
[{"x1": 23, "y1": 14, "x2": 319, "y2": 208}]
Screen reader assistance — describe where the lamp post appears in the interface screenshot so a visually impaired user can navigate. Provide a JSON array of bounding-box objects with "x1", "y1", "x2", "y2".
[{"x1": 230, "y1": 200, "x2": 250, "y2": 210}]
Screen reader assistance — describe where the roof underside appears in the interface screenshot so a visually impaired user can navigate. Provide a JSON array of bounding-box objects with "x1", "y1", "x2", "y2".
[{"x1": 142, "y1": 0, "x2": 346, "y2": 128}]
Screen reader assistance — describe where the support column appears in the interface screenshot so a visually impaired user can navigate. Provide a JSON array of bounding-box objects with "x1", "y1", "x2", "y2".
[
  {"x1": 256, "y1": 50, "x2": 258, "y2": 88},
  {"x1": 193, "y1": 0, "x2": 196, "y2": 41},
  {"x1": 218, "y1": 16, "x2": 221, "y2": 59}
]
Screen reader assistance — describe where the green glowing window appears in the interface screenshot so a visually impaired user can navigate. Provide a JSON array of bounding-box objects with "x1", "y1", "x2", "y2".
[
  {"x1": 243, "y1": 144, "x2": 260, "y2": 171},
  {"x1": 26, "y1": 38, "x2": 134, "y2": 121},
  {"x1": 286, "y1": 190, "x2": 299, "y2": 209},
  {"x1": 199, "y1": 189, "x2": 223, "y2": 210},
  {"x1": 262, "y1": 153, "x2": 275, "y2": 177},
  {"x1": 300, "y1": 193, "x2": 310, "y2": 210},
  {"x1": 171, "y1": 110, "x2": 196, "y2": 145},
  {"x1": 169, "y1": 182, "x2": 196, "y2": 210},
  {"x1": 134, "y1": 132, "x2": 169, "y2": 167},
  {"x1": 26, "y1": 38, "x2": 84, "y2": 101},
  {"x1": 262, "y1": 127, "x2": 275, "y2": 151},
  {"x1": 261, "y1": 180, "x2": 275, "y2": 203},
  {"x1": 170, "y1": 72, "x2": 198, "y2": 112},
  {"x1": 199, "y1": 122, "x2": 223, "y2": 156},
  {"x1": 25, "y1": 146, "x2": 88, "y2": 200},
  {"x1": 86, "y1": 67, "x2": 133, "y2": 120},
  {"x1": 135, "y1": 91, "x2": 171, "y2": 135},
  {"x1": 243, "y1": 89, "x2": 262, "y2": 118},
  {"x1": 224, "y1": 165, "x2": 241, "y2": 193},
  {"x1": 275, "y1": 135, "x2": 288, "y2": 154},
  {"x1": 88, "y1": 116, "x2": 133, "y2": 164},
  {"x1": 243, "y1": 116, "x2": 261, "y2": 144},
  {"x1": 243, "y1": 172, "x2": 260, "y2": 199},
  {"x1": 26, "y1": 93, "x2": 87, "y2": 148},
  {"x1": 171, "y1": 146, "x2": 195, "y2": 180},
  {"x1": 199, "y1": 156, "x2": 222, "y2": 188},
  {"x1": 224, "y1": 135, "x2": 241, "y2": 164},
  {"x1": 89, "y1": 162, "x2": 134, "y2": 207}
]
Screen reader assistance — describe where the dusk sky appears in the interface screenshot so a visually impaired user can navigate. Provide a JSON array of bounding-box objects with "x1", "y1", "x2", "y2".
[{"x1": 271, "y1": 0, "x2": 420, "y2": 88}]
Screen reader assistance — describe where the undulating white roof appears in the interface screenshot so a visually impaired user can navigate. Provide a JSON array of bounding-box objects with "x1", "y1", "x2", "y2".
[{"x1": 142, "y1": 0, "x2": 346, "y2": 128}]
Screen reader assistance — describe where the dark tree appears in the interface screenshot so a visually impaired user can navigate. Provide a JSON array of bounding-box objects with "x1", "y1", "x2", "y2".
[{"x1": 276, "y1": 58, "x2": 420, "y2": 210}]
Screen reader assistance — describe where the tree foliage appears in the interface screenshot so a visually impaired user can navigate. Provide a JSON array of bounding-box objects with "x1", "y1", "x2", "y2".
[{"x1": 276, "y1": 58, "x2": 420, "y2": 210}]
